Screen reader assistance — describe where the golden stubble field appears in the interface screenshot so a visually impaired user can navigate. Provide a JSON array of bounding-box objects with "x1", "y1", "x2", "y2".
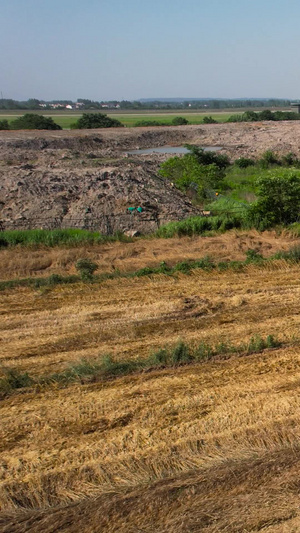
[{"x1": 2, "y1": 234, "x2": 300, "y2": 532}]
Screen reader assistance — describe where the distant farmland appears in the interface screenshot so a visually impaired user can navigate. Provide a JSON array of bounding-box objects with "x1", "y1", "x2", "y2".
[{"x1": 0, "y1": 110, "x2": 247, "y2": 129}]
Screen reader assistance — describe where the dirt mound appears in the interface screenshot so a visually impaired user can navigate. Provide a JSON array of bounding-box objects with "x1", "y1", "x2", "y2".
[
  {"x1": 2, "y1": 121, "x2": 300, "y2": 232},
  {"x1": 0, "y1": 160, "x2": 198, "y2": 233}
]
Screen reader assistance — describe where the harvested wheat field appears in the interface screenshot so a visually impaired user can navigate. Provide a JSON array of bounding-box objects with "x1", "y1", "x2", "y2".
[
  {"x1": 2, "y1": 237, "x2": 300, "y2": 532},
  {"x1": 0, "y1": 229, "x2": 297, "y2": 280}
]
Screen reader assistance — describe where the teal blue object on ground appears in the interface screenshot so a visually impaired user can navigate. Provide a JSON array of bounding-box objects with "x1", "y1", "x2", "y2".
[
  {"x1": 128, "y1": 207, "x2": 136, "y2": 213},
  {"x1": 137, "y1": 207, "x2": 143, "y2": 213}
]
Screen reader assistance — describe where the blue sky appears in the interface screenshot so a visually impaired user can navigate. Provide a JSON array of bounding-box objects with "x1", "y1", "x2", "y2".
[{"x1": 2, "y1": 0, "x2": 300, "y2": 101}]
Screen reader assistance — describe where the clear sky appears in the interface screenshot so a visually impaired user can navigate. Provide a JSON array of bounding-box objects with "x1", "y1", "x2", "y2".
[{"x1": 2, "y1": 0, "x2": 300, "y2": 101}]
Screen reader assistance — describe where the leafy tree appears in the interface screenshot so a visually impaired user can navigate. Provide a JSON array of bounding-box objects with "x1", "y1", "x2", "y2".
[
  {"x1": 258, "y1": 109, "x2": 275, "y2": 121},
  {"x1": 172, "y1": 116, "x2": 189, "y2": 125},
  {"x1": 0, "y1": 119, "x2": 9, "y2": 130},
  {"x1": 247, "y1": 170, "x2": 300, "y2": 228},
  {"x1": 71, "y1": 113, "x2": 123, "y2": 129},
  {"x1": 10, "y1": 114, "x2": 62, "y2": 130},
  {"x1": 243, "y1": 111, "x2": 259, "y2": 121}
]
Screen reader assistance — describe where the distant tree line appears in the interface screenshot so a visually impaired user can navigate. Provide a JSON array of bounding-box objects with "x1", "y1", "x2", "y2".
[
  {"x1": 227, "y1": 110, "x2": 300, "y2": 122},
  {"x1": 0, "y1": 98, "x2": 295, "y2": 111},
  {"x1": 0, "y1": 113, "x2": 123, "y2": 130}
]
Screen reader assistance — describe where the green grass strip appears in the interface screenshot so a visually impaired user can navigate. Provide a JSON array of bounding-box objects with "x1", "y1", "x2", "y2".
[{"x1": 0, "y1": 335, "x2": 282, "y2": 398}]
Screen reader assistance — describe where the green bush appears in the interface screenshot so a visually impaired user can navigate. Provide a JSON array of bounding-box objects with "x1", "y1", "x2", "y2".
[
  {"x1": 247, "y1": 170, "x2": 300, "y2": 228},
  {"x1": 159, "y1": 146, "x2": 229, "y2": 202},
  {"x1": 10, "y1": 114, "x2": 62, "y2": 130},
  {"x1": 71, "y1": 113, "x2": 123, "y2": 129},
  {"x1": 0, "y1": 119, "x2": 9, "y2": 130},
  {"x1": 75, "y1": 258, "x2": 98, "y2": 281},
  {"x1": 202, "y1": 116, "x2": 218, "y2": 124},
  {"x1": 259, "y1": 150, "x2": 280, "y2": 168},
  {"x1": 234, "y1": 157, "x2": 255, "y2": 168},
  {"x1": 172, "y1": 116, "x2": 189, "y2": 125},
  {"x1": 281, "y1": 152, "x2": 299, "y2": 166},
  {"x1": 184, "y1": 145, "x2": 230, "y2": 170}
]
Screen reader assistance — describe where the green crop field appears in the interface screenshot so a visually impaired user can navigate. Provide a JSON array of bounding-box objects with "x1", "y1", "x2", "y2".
[{"x1": 0, "y1": 111, "x2": 234, "y2": 129}]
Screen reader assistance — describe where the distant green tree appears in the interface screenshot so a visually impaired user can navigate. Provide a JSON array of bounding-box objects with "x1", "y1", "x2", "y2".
[
  {"x1": 0, "y1": 119, "x2": 9, "y2": 130},
  {"x1": 247, "y1": 170, "x2": 300, "y2": 228},
  {"x1": 172, "y1": 116, "x2": 189, "y2": 125},
  {"x1": 71, "y1": 113, "x2": 123, "y2": 129},
  {"x1": 257, "y1": 109, "x2": 275, "y2": 121},
  {"x1": 26, "y1": 99, "x2": 41, "y2": 110},
  {"x1": 10, "y1": 114, "x2": 62, "y2": 130},
  {"x1": 202, "y1": 116, "x2": 218, "y2": 124}
]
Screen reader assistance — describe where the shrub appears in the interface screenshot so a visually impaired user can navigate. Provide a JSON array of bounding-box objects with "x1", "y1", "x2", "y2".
[
  {"x1": 172, "y1": 116, "x2": 189, "y2": 125},
  {"x1": 159, "y1": 154, "x2": 222, "y2": 201},
  {"x1": 246, "y1": 170, "x2": 300, "y2": 228},
  {"x1": 202, "y1": 116, "x2": 218, "y2": 124},
  {"x1": 134, "y1": 120, "x2": 166, "y2": 127},
  {"x1": 234, "y1": 157, "x2": 255, "y2": 168},
  {"x1": 71, "y1": 113, "x2": 123, "y2": 129},
  {"x1": 259, "y1": 150, "x2": 280, "y2": 168},
  {"x1": 281, "y1": 152, "x2": 299, "y2": 166},
  {"x1": 0, "y1": 119, "x2": 9, "y2": 130},
  {"x1": 75, "y1": 258, "x2": 98, "y2": 281},
  {"x1": 184, "y1": 145, "x2": 230, "y2": 170},
  {"x1": 10, "y1": 114, "x2": 62, "y2": 130}
]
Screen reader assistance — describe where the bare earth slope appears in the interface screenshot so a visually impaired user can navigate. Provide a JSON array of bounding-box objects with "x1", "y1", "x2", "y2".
[{"x1": 2, "y1": 121, "x2": 300, "y2": 230}]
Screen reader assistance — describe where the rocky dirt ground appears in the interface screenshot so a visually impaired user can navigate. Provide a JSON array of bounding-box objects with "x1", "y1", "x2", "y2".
[{"x1": 1, "y1": 121, "x2": 300, "y2": 232}]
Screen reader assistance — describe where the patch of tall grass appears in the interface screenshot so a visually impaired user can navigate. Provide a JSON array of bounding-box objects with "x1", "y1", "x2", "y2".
[
  {"x1": 0, "y1": 249, "x2": 273, "y2": 292},
  {"x1": 156, "y1": 214, "x2": 244, "y2": 238},
  {"x1": 0, "y1": 335, "x2": 282, "y2": 397},
  {"x1": 272, "y1": 245, "x2": 300, "y2": 262},
  {"x1": 0, "y1": 229, "x2": 132, "y2": 248}
]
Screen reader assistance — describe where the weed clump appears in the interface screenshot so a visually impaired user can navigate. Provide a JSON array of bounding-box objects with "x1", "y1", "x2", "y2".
[
  {"x1": 0, "y1": 335, "x2": 283, "y2": 398},
  {"x1": 75, "y1": 258, "x2": 98, "y2": 281},
  {"x1": 0, "y1": 369, "x2": 34, "y2": 397}
]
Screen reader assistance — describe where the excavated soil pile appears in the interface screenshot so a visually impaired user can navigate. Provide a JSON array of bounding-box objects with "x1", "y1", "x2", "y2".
[{"x1": 1, "y1": 121, "x2": 300, "y2": 232}]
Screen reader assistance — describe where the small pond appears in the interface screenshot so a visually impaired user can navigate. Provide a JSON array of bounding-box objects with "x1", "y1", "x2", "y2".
[{"x1": 127, "y1": 145, "x2": 223, "y2": 155}]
